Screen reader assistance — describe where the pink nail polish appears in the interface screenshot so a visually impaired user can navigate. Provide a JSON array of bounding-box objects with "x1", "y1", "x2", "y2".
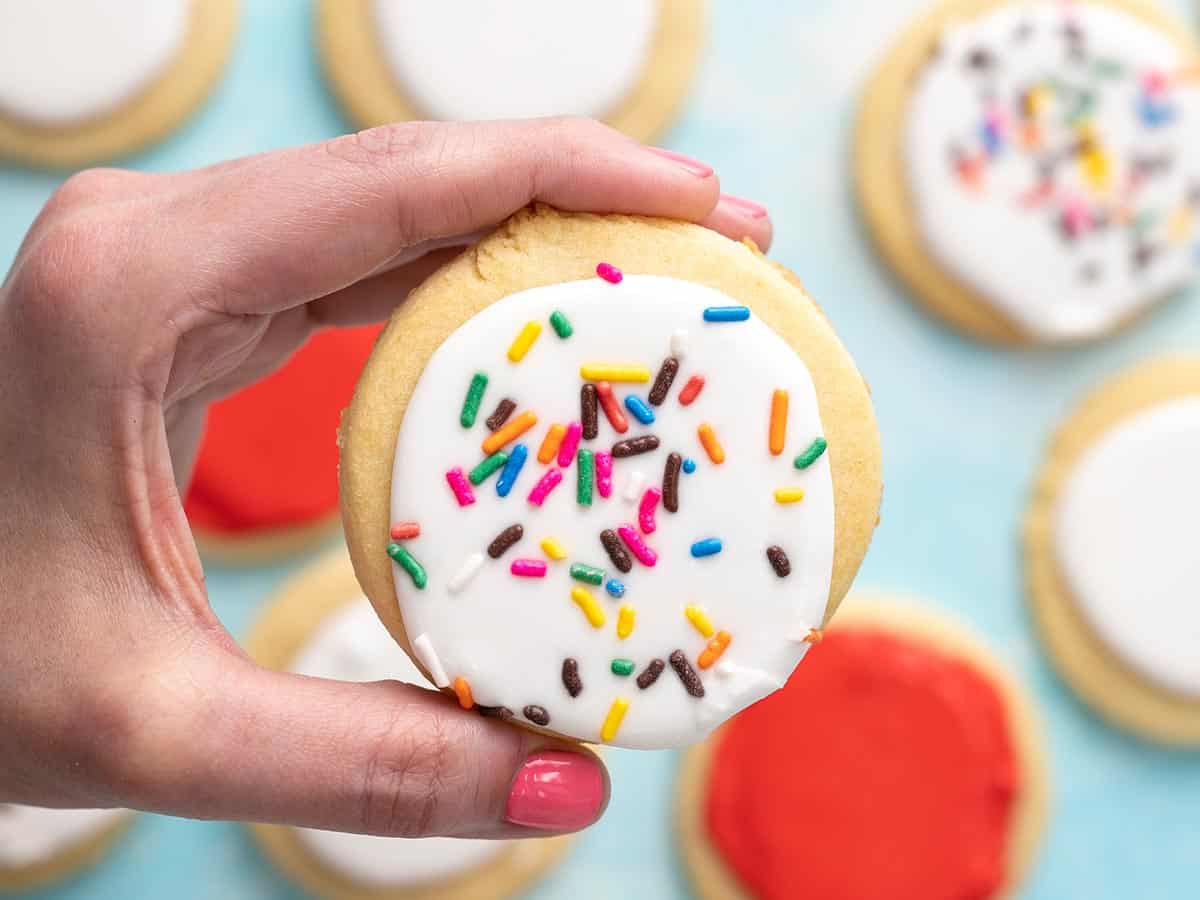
[
  {"x1": 646, "y1": 146, "x2": 714, "y2": 178},
  {"x1": 505, "y1": 751, "x2": 605, "y2": 831},
  {"x1": 720, "y1": 193, "x2": 769, "y2": 219}
]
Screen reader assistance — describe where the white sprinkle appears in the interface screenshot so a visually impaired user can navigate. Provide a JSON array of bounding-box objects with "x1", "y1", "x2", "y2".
[
  {"x1": 411, "y1": 634, "x2": 450, "y2": 688},
  {"x1": 622, "y1": 470, "x2": 646, "y2": 503},
  {"x1": 670, "y1": 329, "x2": 688, "y2": 358},
  {"x1": 447, "y1": 552, "x2": 485, "y2": 594}
]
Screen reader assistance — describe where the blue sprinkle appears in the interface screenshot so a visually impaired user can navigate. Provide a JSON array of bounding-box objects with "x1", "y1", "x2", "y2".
[
  {"x1": 690, "y1": 538, "x2": 723, "y2": 558},
  {"x1": 495, "y1": 443, "x2": 528, "y2": 497},
  {"x1": 623, "y1": 394, "x2": 655, "y2": 425},
  {"x1": 702, "y1": 306, "x2": 751, "y2": 323},
  {"x1": 682, "y1": 457, "x2": 697, "y2": 474},
  {"x1": 979, "y1": 122, "x2": 1003, "y2": 157},
  {"x1": 1138, "y1": 95, "x2": 1176, "y2": 128},
  {"x1": 605, "y1": 578, "x2": 626, "y2": 598}
]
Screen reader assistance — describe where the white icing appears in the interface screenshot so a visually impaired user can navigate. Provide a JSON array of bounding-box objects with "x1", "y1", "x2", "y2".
[
  {"x1": 368, "y1": 0, "x2": 658, "y2": 120},
  {"x1": 1054, "y1": 396, "x2": 1200, "y2": 697},
  {"x1": 904, "y1": 2, "x2": 1200, "y2": 340},
  {"x1": 0, "y1": 0, "x2": 191, "y2": 126},
  {"x1": 0, "y1": 806, "x2": 125, "y2": 868},
  {"x1": 289, "y1": 599, "x2": 507, "y2": 886},
  {"x1": 389, "y1": 275, "x2": 835, "y2": 749}
]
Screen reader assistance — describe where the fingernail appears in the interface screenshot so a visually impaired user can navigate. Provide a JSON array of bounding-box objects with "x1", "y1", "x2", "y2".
[
  {"x1": 505, "y1": 750, "x2": 605, "y2": 832},
  {"x1": 646, "y1": 146, "x2": 714, "y2": 178},
  {"x1": 720, "y1": 193, "x2": 769, "y2": 219}
]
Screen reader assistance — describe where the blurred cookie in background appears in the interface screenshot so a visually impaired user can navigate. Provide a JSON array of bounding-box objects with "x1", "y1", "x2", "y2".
[
  {"x1": 0, "y1": 0, "x2": 237, "y2": 169},
  {"x1": 185, "y1": 326, "x2": 381, "y2": 565},
  {"x1": 677, "y1": 596, "x2": 1049, "y2": 900},
  {"x1": 857, "y1": 0, "x2": 1200, "y2": 345},
  {"x1": 244, "y1": 549, "x2": 572, "y2": 900},
  {"x1": 0, "y1": 806, "x2": 133, "y2": 892},
  {"x1": 317, "y1": 0, "x2": 705, "y2": 143},
  {"x1": 1027, "y1": 355, "x2": 1200, "y2": 745}
]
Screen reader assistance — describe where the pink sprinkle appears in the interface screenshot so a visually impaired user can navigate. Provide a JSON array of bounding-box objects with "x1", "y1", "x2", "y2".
[
  {"x1": 595, "y1": 452, "x2": 613, "y2": 498},
  {"x1": 445, "y1": 467, "x2": 475, "y2": 507},
  {"x1": 557, "y1": 421, "x2": 583, "y2": 468},
  {"x1": 510, "y1": 558, "x2": 548, "y2": 578},
  {"x1": 390, "y1": 521, "x2": 421, "y2": 540},
  {"x1": 638, "y1": 487, "x2": 662, "y2": 535},
  {"x1": 984, "y1": 103, "x2": 1009, "y2": 134},
  {"x1": 596, "y1": 262, "x2": 623, "y2": 284},
  {"x1": 617, "y1": 523, "x2": 658, "y2": 567},
  {"x1": 1143, "y1": 69, "x2": 1168, "y2": 95},
  {"x1": 1061, "y1": 195, "x2": 1092, "y2": 239},
  {"x1": 527, "y1": 467, "x2": 563, "y2": 506}
]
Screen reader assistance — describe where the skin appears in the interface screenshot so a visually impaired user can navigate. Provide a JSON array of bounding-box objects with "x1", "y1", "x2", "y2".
[{"x1": 0, "y1": 117, "x2": 771, "y2": 840}]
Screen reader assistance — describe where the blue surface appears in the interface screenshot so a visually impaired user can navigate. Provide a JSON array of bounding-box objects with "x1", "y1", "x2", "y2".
[{"x1": 4, "y1": 0, "x2": 1200, "y2": 897}]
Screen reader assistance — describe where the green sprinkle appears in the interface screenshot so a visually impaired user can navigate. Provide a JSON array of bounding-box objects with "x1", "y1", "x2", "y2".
[
  {"x1": 1093, "y1": 58, "x2": 1124, "y2": 79},
  {"x1": 549, "y1": 310, "x2": 573, "y2": 339},
  {"x1": 794, "y1": 437, "x2": 828, "y2": 470},
  {"x1": 570, "y1": 562, "x2": 605, "y2": 585},
  {"x1": 468, "y1": 450, "x2": 509, "y2": 485},
  {"x1": 611, "y1": 658, "x2": 635, "y2": 677},
  {"x1": 576, "y1": 448, "x2": 594, "y2": 506},
  {"x1": 387, "y1": 543, "x2": 427, "y2": 590},
  {"x1": 460, "y1": 372, "x2": 488, "y2": 428}
]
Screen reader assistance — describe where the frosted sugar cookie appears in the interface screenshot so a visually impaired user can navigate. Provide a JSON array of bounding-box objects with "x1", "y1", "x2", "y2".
[
  {"x1": 1026, "y1": 356, "x2": 1200, "y2": 745},
  {"x1": 339, "y1": 205, "x2": 882, "y2": 750},
  {"x1": 676, "y1": 597, "x2": 1049, "y2": 900},
  {"x1": 245, "y1": 550, "x2": 571, "y2": 900},
  {"x1": 0, "y1": 0, "x2": 237, "y2": 168},
  {"x1": 317, "y1": 0, "x2": 704, "y2": 142},
  {"x1": 0, "y1": 805, "x2": 132, "y2": 892},
  {"x1": 857, "y1": 0, "x2": 1200, "y2": 344}
]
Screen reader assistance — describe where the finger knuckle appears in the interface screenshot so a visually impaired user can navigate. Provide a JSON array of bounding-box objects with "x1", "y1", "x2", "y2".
[
  {"x1": 44, "y1": 168, "x2": 126, "y2": 214},
  {"x1": 323, "y1": 122, "x2": 437, "y2": 169}
]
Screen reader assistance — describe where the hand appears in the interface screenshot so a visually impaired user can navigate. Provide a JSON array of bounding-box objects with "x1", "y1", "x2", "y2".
[{"x1": 0, "y1": 118, "x2": 771, "y2": 838}]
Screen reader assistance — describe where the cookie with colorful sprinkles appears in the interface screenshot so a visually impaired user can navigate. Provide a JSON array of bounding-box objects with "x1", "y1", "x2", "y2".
[
  {"x1": 339, "y1": 205, "x2": 882, "y2": 749},
  {"x1": 676, "y1": 597, "x2": 1050, "y2": 900},
  {"x1": 857, "y1": 0, "x2": 1200, "y2": 344}
]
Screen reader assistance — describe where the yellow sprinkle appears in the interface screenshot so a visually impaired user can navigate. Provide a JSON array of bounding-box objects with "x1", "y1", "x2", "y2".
[
  {"x1": 1169, "y1": 207, "x2": 1194, "y2": 242},
  {"x1": 617, "y1": 604, "x2": 635, "y2": 639},
  {"x1": 571, "y1": 586, "x2": 606, "y2": 628},
  {"x1": 541, "y1": 537, "x2": 568, "y2": 561},
  {"x1": 507, "y1": 321, "x2": 542, "y2": 362},
  {"x1": 684, "y1": 604, "x2": 714, "y2": 638},
  {"x1": 1081, "y1": 148, "x2": 1110, "y2": 191},
  {"x1": 774, "y1": 487, "x2": 806, "y2": 505},
  {"x1": 600, "y1": 697, "x2": 630, "y2": 743},
  {"x1": 579, "y1": 364, "x2": 651, "y2": 383},
  {"x1": 1025, "y1": 85, "x2": 1049, "y2": 117}
]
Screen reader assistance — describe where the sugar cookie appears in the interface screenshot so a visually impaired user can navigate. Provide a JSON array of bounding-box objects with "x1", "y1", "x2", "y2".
[
  {"x1": 676, "y1": 597, "x2": 1049, "y2": 900},
  {"x1": 1026, "y1": 355, "x2": 1200, "y2": 745},
  {"x1": 339, "y1": 206, "x2": 882, "y2": 750},
  {"x1": 857, "y1": 0, "x2": 1200, "y2": 344},
  {"x1": 244, "y1": 549, "x2": 571, "y2": 900},
  {"x1": 0, "y1": 805, "x2": 132, "y2": 892},
  {"x1": 317, "y1": 0, "x2": 704, "y2": 142},
  {"x1": 0, "y1": 0, "x2": 237, "y2": 169}
]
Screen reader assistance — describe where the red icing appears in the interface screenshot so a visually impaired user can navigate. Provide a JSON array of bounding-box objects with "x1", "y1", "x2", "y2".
[
  {"x1": 184, "y1": 325, "x2": 382, "y2": 534},
  {"x1": 705, "y1": 628, "x2": 1019, "y2": 900}
]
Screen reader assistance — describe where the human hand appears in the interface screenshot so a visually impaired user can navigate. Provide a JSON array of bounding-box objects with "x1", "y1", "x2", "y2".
[{"x1": 0, "y1": 117, "x2": 771, "y2": 838}]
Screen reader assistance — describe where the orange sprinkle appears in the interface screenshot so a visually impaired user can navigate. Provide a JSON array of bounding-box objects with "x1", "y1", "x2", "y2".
[
  {"x1": 698, "y1": 631, "x2": 731, "y2": 669},
  {"x1": 537, "y1": 423, "x2": 567, "y2": 464},
  {"x1": 804, "y1": 628, "x2": 823, "y2": 645},
  {"x1": 698, "y1": 423, "x2": 725, "y2": 464},
  {"x1": 452, "y1": 676, "x2": 474, "y2": 710},
  {"x1": 482, "y1": 410, "x2": 537, "y2": 455},
  {"x1": 768, "y1": 389, "x2": 788, "y2": 456}
]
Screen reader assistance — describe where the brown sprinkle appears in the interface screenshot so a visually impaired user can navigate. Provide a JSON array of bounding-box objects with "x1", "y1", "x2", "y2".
[
  {"x1": 766, "y1": 545, "x2": 791, "y2": 578},
  {"x1": 562, "y1": 658, "x2": 583, "y2": 698},
  {"x1": 648, "y1": 357, "x2": 679, "y2": 406},
  {"x1": 478, "y1": 705, "x2": 513, "y2": 720},
  {"x1": 581, "y1": 383, "x2": 599, "y2": 440},
  {"x1": 600, "y1": 528, "x2": 633, "y2": 573},
  {"x1": 485, "y1": 397, "x2": 516, "y2": 431},
  {"x1": 662, "y1": 452, "x2": 681, "y2": 513},
  {"x1": 612, "y1": 435, "x2": 660, "y2": 458},
  {"x1": 636, "y1": 658, "x2": 665, "y2": 690},
  {"x1": 523, "y1": 705, "x2": 551, "y2": 726},
  {"x1": 487, "y1": 524, "x2": 524, "y2": 559},
  {"x1": 669, "y1": 650, "x2": 705, "y2": 698}
]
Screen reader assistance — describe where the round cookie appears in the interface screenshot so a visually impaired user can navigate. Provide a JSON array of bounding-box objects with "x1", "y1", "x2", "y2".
[
  {"x1": 317, "y1": 0, "x2": 704, "y2": 143},
  {"x1": 0, "y1": 806, "x2": 133, "y2": 892},
  {"x1": 339, "y1": 205, "x2": 882, "y2": 750},
  {"x1": 0, "y1": 0, "x2": 237, "y2": 169},
  {"x1": 856, "y1": 0, "x2": 1200, "y2": 345},
  {"x1": 245, "y1": 549, "x2": 572, "y2": 900},
  {"x1": 1026, "y1": 355, "x2": 1200, "y2": 745},
  {"x1": 185, "y1": 325, "x2": 382, "y2": 565},
  {"x1": 676, "y1": 597, "x2": 1050, "y2": 900}
]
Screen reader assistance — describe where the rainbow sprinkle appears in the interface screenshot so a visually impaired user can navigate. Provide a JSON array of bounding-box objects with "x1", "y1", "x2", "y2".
[
  {"x1": 537, "y1": 423, "x2": 567, "y2": 464},
  {"x1": 595, "y1": 451, "x2": 613, "y2": 498},
  {"x1": 459, "y1": 372, "x2": 488, "y2": 428},
  {"x1": 682, "y1": 457, "x2": 697, "y2": 474},
  {"x1": 495, "y1": 443, "x2": 528, "y2": 497},
  {"x1": 558, "y1": 421, "x2": 583, "y2": 467},
  {"x1": 794, "y1": 436, "x2": 828, "y2": 469},
  {"x1": 570, "y1": 563, "x2": 605, "y2": 586},
  {"x1": 617, "y1": 524, "x2": 658, "y2": 567},
  {"x1": 698, "y1": 631, "x2": 732, "y2": 669},
  {"x1": 580, "y1": 364, "x2": 651, "y2": 383},
  {"x1": 617, "y1": 604, "x2": 635, "y2": 639},
  {"x1": 387, "y1": 542, "x2": 428, "y2": 589},
  {"x1": 389, "y1": 521, "x2": 420, "y2": 540},
  {"x1": 595, "y1": 381, "x2": 629, "y2": 433},
  {"x1": 445, "y1": 467, "x2": 476, "y2": 507},
  {"x1": 698, "y1": 423, "x2": 725, "y2": 464},
  {"x1": 507, "y1": 321, "x2": 542, "y2": 362},
  {"x1": 606, "y1": 578, "x2": 626, "y2": 599},
  {"x1": 774, "y1": 487, "x2": 806, "y2": 505},
  {"x1": 600, "y1": 697, "x2": 630, "y2": 742},
  {"x1": 482, "y1": 410, "x2": 537, "y2": 455},
  {"x1": 596, "y1": 262, "x2": 623, "y2": 284},
  {"x1": 468, "y1": 450, "x2": 509, "y2": 486},
  {"x1": 510, "y1": 559, "x2": 547, "y2": 578},
  {"x1": 624, "y1": 394, "x2": 656, "y2": 425},
  {"x1": 685, "y1": 605, "x2": 715, "y2": 638},
  {"x1": 690, "y1": 537, "x2": 723, "y2": 558},
  {"x1": 611, "y1": 658, "x2": 635, "y2": 676},
  {"x1": 549, "y1": 310, "x2": 573, "y2": 339},
  {"x1": 541, "y1": 537, "x2": 568, "y2": 561},
  {"x1": 453, "y1": 676, "x2": 474, "y2": 709},
  {"x1": 527, "y1": 467, "x2": 563, "y2": 507},
  {"x1": 571, "y1": 586, "x2": 606, "y2": 628},
  {"x1": 577, "y1": 449, "x2": 595, "y2": 506},
  {"x1": 638, "y1": 487, "x2": 661, "y2": 535},
  {"x1": 703, "y1": 306, "x2": 750, "y2": 323},
  {"x1": 447, "y1": 553, "x2": 484, "y2": 594},
  {"x1": 769, "y1": 389, "x2": 788, "y2": 456},
  {"x1": 678, "y1": 374, "x2": 705, "y2": 406}
]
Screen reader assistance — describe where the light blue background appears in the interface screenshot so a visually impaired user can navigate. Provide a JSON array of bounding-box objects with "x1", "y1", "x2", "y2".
[{"x1": 3, "y1": 1, "x2": 1200, "y2": 897}]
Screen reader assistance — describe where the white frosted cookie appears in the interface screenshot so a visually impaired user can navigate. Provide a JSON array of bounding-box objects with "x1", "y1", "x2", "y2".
[
  {"x1": 339, "y1": 206, "x2": 882, "y2": 751},
  {"x1": 0, "y1": 805, "x2": 132, "y2": 892},
  {"x1": 857, "y1": 0, "x2": 1200, "y2": 344},
  {"x1": 1026, "y1": 356, "x2": 1200, "y2": 745},
  {"x1": 245, "y1": 550, "x2": 572, "y2": 900},
  {"x1": 317, "y1": 0, "x2": 705, "y2": 142},
  {"x1": 0, "y1": 0, "x2": 237, "y2": 168}
]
